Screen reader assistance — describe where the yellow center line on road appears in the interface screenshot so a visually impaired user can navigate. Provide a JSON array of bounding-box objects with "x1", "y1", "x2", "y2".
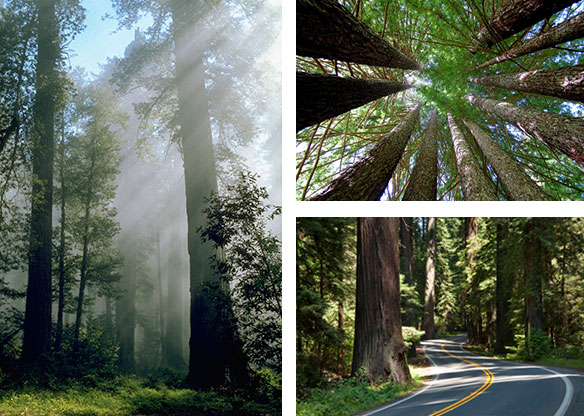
[{"x1": 427, "y1": 341, "x2": 494, "y2": 416}]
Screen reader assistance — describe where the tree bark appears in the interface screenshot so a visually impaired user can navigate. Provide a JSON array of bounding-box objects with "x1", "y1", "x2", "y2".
[
  {"x1": 465, "y1": 217, "x2": 483, "y2": 345},
  {"x1": 475, "y1": 12, "x2": 584, "y2": 69},
  {"x1": 169, "y1": 1, "x2": 237, "y2": 388},
  {"x1": 448, "y1": 115, "x2": 498, "y2": 200},
  {"x1": 464, "y1": 120, "x2": 553, "y2": 200},
  {"x1": 494, "y1": 218, "x2": 511, "y2": 354},
  {"x1": 55, "y1": 127, "x2": 66, "y2": 352},
  {"x1": 422, "y1": 217, "x2": 437, "y2": 340},
  {"x1": 467, "y1": 95, "x2": 584, "y2": 167},
  {"x1": 399, "y1": 217, "x2": 415, "y2": 286},
  {"x1": 297, "y1": 0, "x2": 421, "y2": 70},
  {"x1": 352, "y1": 218, "x2": 411, "y2": 384},
  {"x1": 470, "y1": 64, "x2": 584, "y2": 104},
  {"x1": 296, "y1": 72, "x2": 412, "y2": 131},
  {"x1": 523, "y1": 219, "x2": 545, "y2": 335},
  {"x1": 402, "y1": 110, "x2": 438, "y2": 201},
  {"x1": 472, "y1": 0, "x2": 578, "y2": 51},
  {"x1": 22, "y1": 0, "x2": 58, "y2": 364},
  {"x1": 311, "y1": 104, "x2": 421, "y2": 201}
]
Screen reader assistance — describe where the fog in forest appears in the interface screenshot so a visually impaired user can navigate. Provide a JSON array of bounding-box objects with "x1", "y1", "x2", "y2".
[{"x1": 0, "y1": 0, "x2": 281, "y2": 414}]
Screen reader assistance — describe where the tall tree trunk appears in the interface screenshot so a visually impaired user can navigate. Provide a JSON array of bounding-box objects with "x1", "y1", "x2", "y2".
[
  {"x1": 297, "y1": 0, "x2": 421, "y2": 69},
  {"x1": 523, "y1": 219, "x2": 545, "y2": 335},
  {"x1": 74, "y1": 142, "x2": 96, "y2": 348},
  {"x1": 495, "y1": 218, "x2": 511, "y2": 354},
  {"x1": 337, "y1": 302, "x2": 344, "y2": 374},
  {"x1": 448, "y1": 115, "x2": 498, "y2": 200},
  {"x1": 422, "y1": 217, "x2": 437, "y2": 340},
  {"x1": 352, "y1": 218, "x2": 411, "y2": 384},
  {"x1": 296, "y1": 72, "x2": 412, "y2": 131},
  {"x1": 55, "y1": 125, "x2": 66, "y2": 352},
  {"x1": 465, "y1": 217, "x2": 483, "y2": 345},
  {"x1": 464, "y1": 121, "x2": 553, "y2": 200},
  {"x1": 116, "y1": 241, "x2": 137, "y2": 372},
  {"x1": 169, "y1": 1, "x2": 236, "y2": 388},
  {"x1": 166, "y1": 231, "x2": 185, "y2": 370},
  {"x1": 312, "y1": 105, "x2": 421, "y2": 201},
  {"x1": 402, "y1": 110, "x2": 438, "y2": 201},
  {"x1": 22, "y1": 0, "x2": 58, "y2": 364},
  {"x1": 399, "y1": 217, "x2": 415, "y2": 286},
  {"x1": 471, "y1": 0, "x2": 577, "y2": 51},
  {"x1": 475, "y1": 12, "x2": 584, "y2": 69},
  {"x1": 470, "y1": 64, "x2": 584, "y2": 104},
  {"x1": 467, "y1": 95, "x2": 584, "y2": 167},
  {"x1": 156, "y1": 228, "x2": 166, "y2": 366}
]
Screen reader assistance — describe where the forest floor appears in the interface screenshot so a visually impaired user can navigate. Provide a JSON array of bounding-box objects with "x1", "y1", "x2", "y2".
[
  {"x1": 0, "y1": 374, "x2": 281, "y2": 416},
  {"x1": 296, "y1": 363, "x2": 427, "y2": 416}
]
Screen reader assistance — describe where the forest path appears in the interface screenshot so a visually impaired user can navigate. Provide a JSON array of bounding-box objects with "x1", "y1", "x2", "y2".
[{"x1": 356, "y1": 335, "x2": 584, "y2": 416}]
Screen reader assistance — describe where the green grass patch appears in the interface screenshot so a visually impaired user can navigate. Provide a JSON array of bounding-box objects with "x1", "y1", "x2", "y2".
[
  {"x1": 0, "y1": 373, "x2": 281, "y2": 416},
  {"x1": 296, "y1": 367, "x2": 424, "y2": 416}
]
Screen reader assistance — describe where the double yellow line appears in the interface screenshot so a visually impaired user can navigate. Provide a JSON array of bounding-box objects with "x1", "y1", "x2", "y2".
[{"x1": 427, "y1": 341, "x2": 494, "y2": 416}]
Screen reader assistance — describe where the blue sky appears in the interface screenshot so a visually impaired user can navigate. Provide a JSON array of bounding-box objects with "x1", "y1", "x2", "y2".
[{"x1": 68, "y1": 0, "x2": 152, "y2": 76}]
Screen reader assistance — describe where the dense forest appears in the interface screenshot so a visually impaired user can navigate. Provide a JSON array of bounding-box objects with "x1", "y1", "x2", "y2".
[
  {"x1": 296, "y1": 217, "x2": 584, "y2": 415},
  {"x1": 0, "y1": 0, "x2": 281, "y2": 415},
  {"x1": 296, "y1": 0, "x2": 584, "y2": 200}
]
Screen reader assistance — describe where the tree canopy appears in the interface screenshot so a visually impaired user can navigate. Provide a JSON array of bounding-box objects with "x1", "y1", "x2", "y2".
[{"x1": 296, "y1": 0, "x2": 584, "y2": 200}]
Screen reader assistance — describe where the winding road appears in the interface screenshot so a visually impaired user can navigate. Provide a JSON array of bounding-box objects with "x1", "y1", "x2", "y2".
[{"x1": 357, "y1": 335, "x2": 584, "y2": 416}]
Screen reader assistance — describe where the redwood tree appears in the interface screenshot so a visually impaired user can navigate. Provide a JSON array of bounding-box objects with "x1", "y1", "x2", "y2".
[
  {"x1": 311, "y1": 105, "x2": 421, "y2": 201},
  {"x1": 464, "y1": 120, "x2": 553, "y2": 201},
  {"x1": 467, "y1": 95, "x2": 584, "y2": 167},
  {"x1": 471, "y1": 0, "x2": 577, "y2": 51},
  {"x1": 352, "y1": 217, "x2": 411, "y2": 384},
  {"x1": 471, "y1": 64, "x2": 584, "y2": 104},
  {"x1": 402, "y1": 110, "x2": 438, "y2": 201},
  {"x1": 422, "y1": 217, "x2": 437, "y2": 340},
  {"x1": 22, "y1": 0, "x2": 59, "y2": 364},
  {"x1": 296, "y1": 72, "x2": 411, "y2": 131},
  {"x1": 475, "y1": 12, "x2": 584, "y2": 69},
  {"x1": 448, "y1": 115, "x2": 497, "y2": 200},
  {"x1": 296, "y1": 0, "x2": 421, "y2": 69}
]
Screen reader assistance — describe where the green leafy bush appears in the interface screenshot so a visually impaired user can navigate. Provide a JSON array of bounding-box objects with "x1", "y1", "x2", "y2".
[
  {"x1": 403, "y1": 327, "x2": 425, "y2": 358},
  {"x1": 297, "y1": 375, "x2": 421, "y2": 416},
  {"x1": 518, "y1": 329, "x2": 551, "y2": 361}
]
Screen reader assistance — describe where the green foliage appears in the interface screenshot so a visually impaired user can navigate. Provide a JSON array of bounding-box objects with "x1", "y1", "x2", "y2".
[
  {"x1": 402, "y1": 326, "x2": 425, "y2": 355},
  {"x1": 296, "y1": 217, "x2": 356, "y2": 387},
  {"x1": 0, "y1": 373, "x2": 281, "y2": 416},
  {"x1": 200, "y1": 170, "x2": 281, "y2": 370},
  {"x1": 518, "y1": 329, "x2": 552, "y2": 361},
  {"x1": 47, "y1": 322, "x2": 119, "y2": 386},
  {"x1": 297, "y1": 371, "x2": 422, "y2": 416}
]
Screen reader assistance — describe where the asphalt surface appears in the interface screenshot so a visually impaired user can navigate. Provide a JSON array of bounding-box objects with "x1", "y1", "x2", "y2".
[{"x1": 356, "y1": 335, "x2": 584, "y2": 416}]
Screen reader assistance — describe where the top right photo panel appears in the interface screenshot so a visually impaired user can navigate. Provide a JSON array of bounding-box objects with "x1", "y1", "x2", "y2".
[{"x1": 296, "y1": 0, "x2": 584, "y2": 201}]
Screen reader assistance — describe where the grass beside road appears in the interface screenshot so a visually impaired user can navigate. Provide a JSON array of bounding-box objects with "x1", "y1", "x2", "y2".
[{"x1": 296, "y1": 365, "x2": 425, "y2": 416}]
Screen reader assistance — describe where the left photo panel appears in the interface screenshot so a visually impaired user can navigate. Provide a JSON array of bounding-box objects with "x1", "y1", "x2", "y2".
[{"x1": 0, "y1": 0, "x2": 282, "y2": 414}]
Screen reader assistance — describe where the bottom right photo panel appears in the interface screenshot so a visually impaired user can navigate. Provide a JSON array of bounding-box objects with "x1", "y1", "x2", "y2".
[{"x1": 296, "y1": 217, "x2": 583, "y2": 416}]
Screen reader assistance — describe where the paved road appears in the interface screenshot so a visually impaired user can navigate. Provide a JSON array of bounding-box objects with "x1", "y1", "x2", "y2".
[{"x1": 357, "y1": 335, "x2": 584, "y2": 416}]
